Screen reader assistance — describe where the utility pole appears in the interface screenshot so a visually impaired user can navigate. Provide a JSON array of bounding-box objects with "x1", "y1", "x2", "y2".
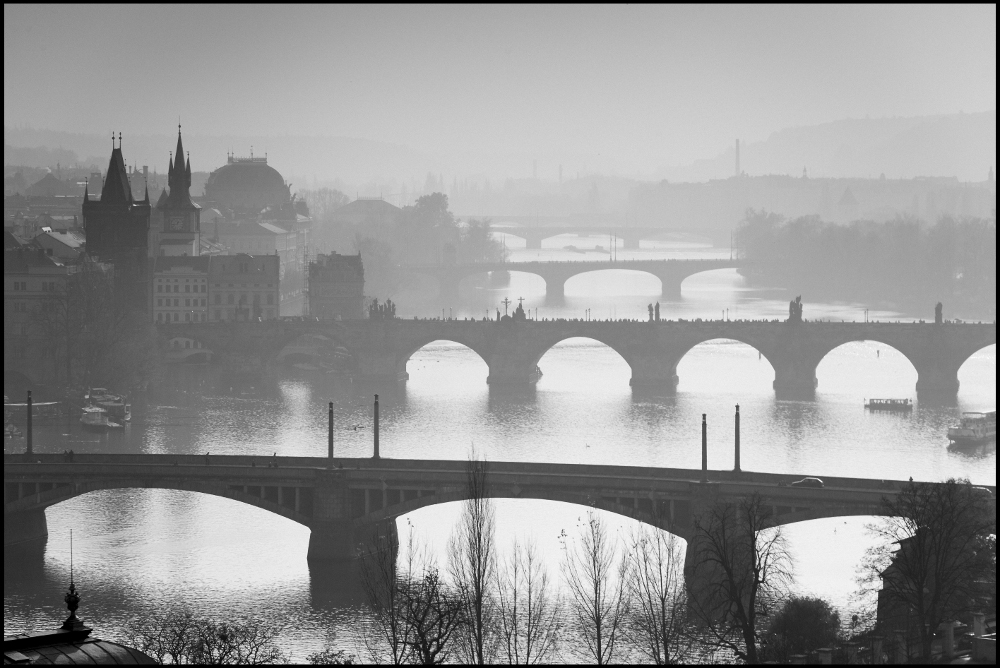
[{"x1": 373, "y1": 395, "x2": 380, "y2": 460}]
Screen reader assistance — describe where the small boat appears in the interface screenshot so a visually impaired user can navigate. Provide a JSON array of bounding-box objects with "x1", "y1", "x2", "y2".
[
  {"x1": 865, "y1": 398, "x2": 913, "y2": 412},
  {"x1": 948, "y1": 411, "x2": 996, "y2": 446},
  {"x1": 81, "y1": 411, "x2": 119, "y2": 431},
  {"x1": 96, "y1": 399, "x2": 131, "y2": 423}
]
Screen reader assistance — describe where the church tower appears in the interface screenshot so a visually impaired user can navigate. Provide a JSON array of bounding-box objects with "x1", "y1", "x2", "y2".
[
  {"x1": 151, "y1": 125, "x2": 201, "y2": 256},
  {"x1": 82, "y1": 134, "x2": 151, "y2": 314}
]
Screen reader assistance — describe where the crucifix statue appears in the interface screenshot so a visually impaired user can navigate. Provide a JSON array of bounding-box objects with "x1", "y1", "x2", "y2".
[{"x1": 501, "y1": 297, "x2": 512, "y2": 315}]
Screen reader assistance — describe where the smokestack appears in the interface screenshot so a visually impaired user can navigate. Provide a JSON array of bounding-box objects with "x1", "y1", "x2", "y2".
[{"x1": 735, "y1": 139, "x2": 740, "y2": 178}]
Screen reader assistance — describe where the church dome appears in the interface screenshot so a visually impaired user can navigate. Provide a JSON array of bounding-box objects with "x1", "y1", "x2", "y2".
[{"x1": 203, "y1": 156, "x2": 290, "y2": 216}]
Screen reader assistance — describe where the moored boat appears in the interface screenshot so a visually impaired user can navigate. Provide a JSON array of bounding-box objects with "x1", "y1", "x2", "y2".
[
  {"x1": 947, "y1": 411, "x2": 996, "y2": 446},
  {"x1": 81, "y1": 411, "x2": 119, "y2": 431},
  {"x1": 865, "y1": 398, "x2": 913, "y2": 412}
]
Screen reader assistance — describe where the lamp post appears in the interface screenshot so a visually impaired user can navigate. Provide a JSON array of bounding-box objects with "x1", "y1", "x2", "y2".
[
  {"x1": 26, "y1": 390, "x2": 33, "y2": 456},
  {"x1": 373, "y1": 394, "x2": 380, "y2": 460},
  {"x1": 734, "y1": 404, "x2": 741, "y2": 472},
  {"x1": 701, "y1": 413, "x2": 708, "y2": 482},
  {"x1": 328, "y1": 401, "x2": 334, "y2": 466}
]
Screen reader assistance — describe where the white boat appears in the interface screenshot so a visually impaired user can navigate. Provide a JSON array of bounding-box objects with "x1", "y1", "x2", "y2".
[{"x1": 947, "y1": 411, "x2": 996, "y2": 446}]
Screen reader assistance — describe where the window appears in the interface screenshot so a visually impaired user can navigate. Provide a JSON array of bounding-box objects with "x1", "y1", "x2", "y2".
[
  {"x1": 157, "y1": 298, "x2": 162, "y2": 307},
  {"x1": 201, "y1": 298, "x2": 206, "y2": 307},
  {"x1": 157, "y1": 285, "x2": 162, "y2": 293},
  {"x1": 185, "y1": 285, "x2": 190, "y2": 293},
  {"x1": 200, "y1": 284, "x2": 206, "y2": 293},
  {"x1": 14, "y1": 302, "x2": 27, "y2": 313},
  {"x1": 172, "y1": 312, "x2": 178, "y2": 322}
]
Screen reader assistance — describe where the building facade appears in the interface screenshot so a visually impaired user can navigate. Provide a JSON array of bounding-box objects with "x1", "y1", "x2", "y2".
[
  {"x1": 207, "y1": 253, "x2": 280, "y2": 322},
  {"x1": 308, "y1": 252, "x2": 364, "y2": 320},
  {"x1": 152, "y1": 256, "x2": 210, "y2": 324}
]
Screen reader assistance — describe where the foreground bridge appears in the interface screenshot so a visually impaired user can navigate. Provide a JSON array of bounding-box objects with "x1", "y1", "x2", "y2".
[
  {"x1": 402, "y1": 258, "x2": 739, "y2": 301},
  {"x1": 10, "y1": 454, "x2": 990, "y2": 569},
  {"x1": 163, "y1": 319, "x2": 995, "y2": 397}
]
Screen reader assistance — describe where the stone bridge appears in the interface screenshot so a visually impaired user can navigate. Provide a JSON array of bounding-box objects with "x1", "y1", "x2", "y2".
[
  {"x1": 402, "y1": 258, "x2": 739, "y2": 301},
  {"x1": 10, "y1": 454, "x2": 990, "y2": 568},
  {"x1": 490, "y1": 224, "x2": 722, "y2": 249},
  {"x1": 163, "y1": 319, "x2": 995, "y2": 397}
]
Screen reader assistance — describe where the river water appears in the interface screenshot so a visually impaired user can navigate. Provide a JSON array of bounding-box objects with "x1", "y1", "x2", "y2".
[{"x1": 4, "y1": 236, "x2": 995, "y2": 661}]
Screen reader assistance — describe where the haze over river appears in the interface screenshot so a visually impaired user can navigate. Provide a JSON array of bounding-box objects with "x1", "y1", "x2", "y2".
[{"x1": 5, "y1": 237, "x2": 995, "y2": 661}]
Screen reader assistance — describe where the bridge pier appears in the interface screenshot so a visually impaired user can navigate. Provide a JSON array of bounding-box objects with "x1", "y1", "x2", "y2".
[
  {"x1": 771, "y1": 358, "x2": 819, "y2": 399},
  {"x1": 628, "y1": 354, "x2": 680, "y2": 393},
  {"x1": 4, "y1": 508, "x2": 48, "y2": 547},
  {"x1": 914, "y1": 361, "x2": 960, "y2": 397}
]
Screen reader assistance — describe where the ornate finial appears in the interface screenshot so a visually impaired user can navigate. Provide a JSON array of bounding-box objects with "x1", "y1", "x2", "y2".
[
  {"x1": 61, "y1": 529, "x2": 88, "y2": 632},
  {"x1": 118, "y1": 132, "x2": 122, "y2": 150}
]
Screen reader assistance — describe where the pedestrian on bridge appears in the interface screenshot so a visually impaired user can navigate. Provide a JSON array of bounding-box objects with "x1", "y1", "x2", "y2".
[{"x1": 205, "y1": 452, "x2": 210, "y2": 465}]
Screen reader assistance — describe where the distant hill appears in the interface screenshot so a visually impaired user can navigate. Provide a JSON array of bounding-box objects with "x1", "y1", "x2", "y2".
[{"x1": 660, "y1": 112, "x2": 996, "y2": 183}]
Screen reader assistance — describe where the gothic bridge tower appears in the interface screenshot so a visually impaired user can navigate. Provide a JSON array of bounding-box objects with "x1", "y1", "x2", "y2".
[{"x1": 82, "y1": 134, "x2": 151, "y2": 314}]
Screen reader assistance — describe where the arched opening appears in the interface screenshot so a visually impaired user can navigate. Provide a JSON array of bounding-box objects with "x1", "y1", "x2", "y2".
[
  {"x1": 400, "y1": 498, "x2": 686, "y2": 581},
  {"x1": 19, "y1": 488, "x2": 310, "y2": 612},
  {"x1": 779, "y1": 516, "x2": 885, "y2": 616},
  {"x1": 404, "y1": 339, "x2": 490, "y2": 394},
  {"x1": 815, "y1": 341, "x2": 917, "y2": 400},
  {"x1": 957, "y1": 344, "x2": 996, "y2": 409},
  {"x1": 276, "y1": 333, "x2": 352, "y2": 372},
  {"x1": 677, "y1": 267, "x2": 747, "y2": 305},
  {"x1": 563, "y1": 269, "x2": 662, "y2": 298},
  {"x1": 675, "y1": 338, "x2": 774, "y2": 394},
  {"x1": 457, "y1": 270, "x2": 547, "y2": 304},
  {"x1": 535, "y1": 336, "x2": 632, "y2": 392}
]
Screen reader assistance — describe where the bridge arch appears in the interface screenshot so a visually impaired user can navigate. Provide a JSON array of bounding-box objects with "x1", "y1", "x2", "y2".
[
  {"x1": 957, "y1": 343, "x2": 996, "y2": 391},
  {"x1": 7, "y1": 479, "x2": 315, "y2": 530},
  {"x1": 397, "y1": 337, "x2": 492, "y2": 383},
  {"x1": 530, "y1": 335, "x2": 635, "y2": 386},
  {"x1": 355, "y1": 488, "x2": 690, "y2": 541},
  {"x1": 674, "y1": 337, "x2": 777, "y2": 393},
  {"x1": 814, "y1": 340, "x2": 918, "y2": 397},
  {"x1": 561, "y1": 268, "x2": 663, "y2": 298}
]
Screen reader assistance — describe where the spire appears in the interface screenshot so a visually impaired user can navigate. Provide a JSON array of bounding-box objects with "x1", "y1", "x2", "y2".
[
  {"x1": 142, "y1": 181, "x2": 150, "y2": 204},
  {"x1": 99, "y1": 137, "x2": 134, "y2": 204},
  {"x1": 164, "y1": 125, "x2": 194, "y2": 208},
  {"x1": 83, "y1": 179, "x2": 90, "y2": 202}
]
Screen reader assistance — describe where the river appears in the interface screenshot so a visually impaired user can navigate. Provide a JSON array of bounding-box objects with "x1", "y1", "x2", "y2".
[{"x1": 4, "y1": 236, "x2": 995, "y2": 661}]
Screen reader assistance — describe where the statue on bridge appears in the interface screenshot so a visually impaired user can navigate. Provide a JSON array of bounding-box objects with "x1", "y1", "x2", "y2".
[
  {"x1": 648, "y1": 303, "x2": 654, "y2": 322},
  {"x1": 935, "y1": 302, "x2": 943, "y2": 325},
  {"x1": 788, "y1": 295, "x2": 803, "y2": 323},
  {"x1": 655, "y1": 302, "x2": 660, "y2": 322},
  {"x1": 369, "y1": 298, "x2": 396, "y2": 320}
]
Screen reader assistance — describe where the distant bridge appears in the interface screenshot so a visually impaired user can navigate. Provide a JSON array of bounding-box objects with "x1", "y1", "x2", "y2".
[
  {"x1": 401, "y1": 258, "x2": 740, "y2": 300},
  {"x1": 9, "y1": 454, "x2": 992, "y2": 566},
  {"x1": 490, "y1": 224, "x2": 718, "y2": 250},
  {"x1": 158, "y1": 320, "x2": 995, "y2": 397}
]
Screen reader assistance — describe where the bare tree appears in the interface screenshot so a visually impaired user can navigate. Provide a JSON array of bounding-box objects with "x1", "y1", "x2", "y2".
[
  {"x1": 560, "y1": 510, "x2": 632, "y2": 665},
  {"x1": 688, "y1": 493, "x2": 794, "y2": 664},
  {"x1": 404, "y1": 567, "x2": 465, "y2": 665},
  {"x1": 495, "y1": 539, "x2": 561, "y2": 664},
  {"x1": 448, "y1": 451, "x2": 498, "y2": 665},
  {"x1": 625, "y1": 524, "x2": 694, "y2": 665},
  {"x1": 857, "y1": 478, "x2": 996, "y2": 660},
  {"x1": 359, "y1": 521, "x2": 412, "y2": 665},
  {"x1": 123, "y1": 609, "x2": 287, "y2": 665}
]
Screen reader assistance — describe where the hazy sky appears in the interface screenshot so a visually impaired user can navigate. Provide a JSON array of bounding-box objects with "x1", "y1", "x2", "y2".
[{"x1": 4, "y1": 4, "x2": 996, "y2": 174}]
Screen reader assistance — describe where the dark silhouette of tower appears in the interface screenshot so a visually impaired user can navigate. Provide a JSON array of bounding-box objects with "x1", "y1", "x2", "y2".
[{"x1": 82, "y1": 135, "x2": 151, "y2": 314}]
